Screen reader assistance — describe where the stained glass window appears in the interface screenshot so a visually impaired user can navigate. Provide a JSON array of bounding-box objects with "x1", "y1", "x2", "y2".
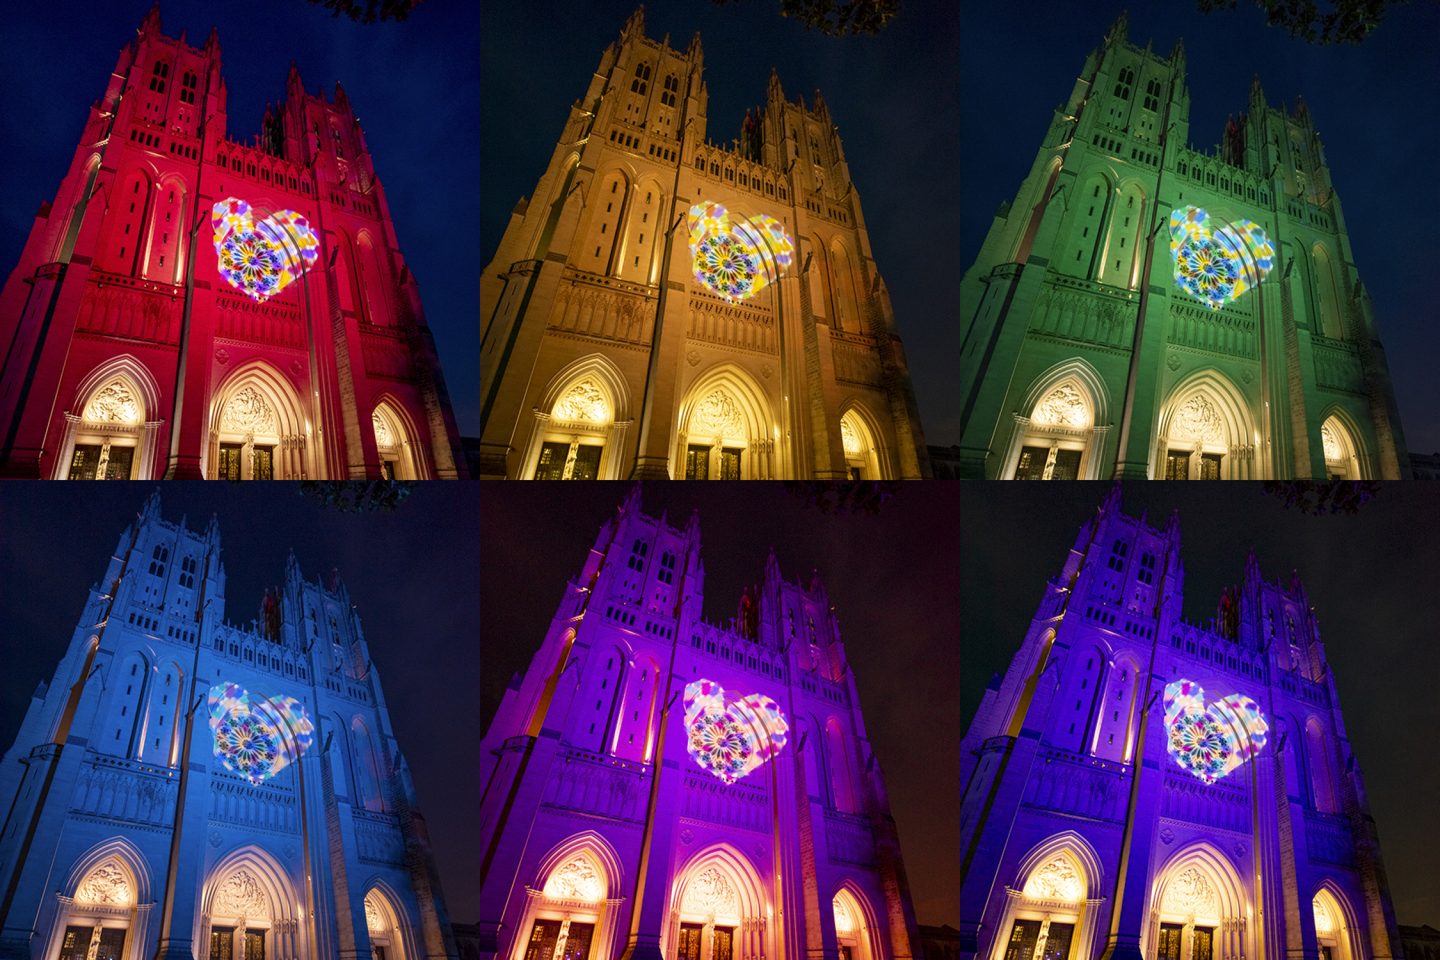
[
  {"x1": 211, "y1": 198, "x2": 319, "y2": 303},
  {"x1": 1168, "y1": 206, "x2": 1273, "y2": 310},
  {"x1": 1162, "y1": 679, "x2": 1268, "y2": 783},
  {"x1": 682, "y1": 679, "x2": 789, "y2": 783},
  {"x1": 207, "y1": 682, "x2": 315, "y2": 784}
]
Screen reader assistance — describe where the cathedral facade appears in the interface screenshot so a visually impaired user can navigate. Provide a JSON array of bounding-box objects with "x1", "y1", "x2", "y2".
[
  {"x1": 0, "y1": 495, "x2": 457, "y2": 959},
  {"x1": 0, "y1": 5, "x2": 464, "y2": 480},
  {"x1": 479, "y1": 9, "x2": 929, "y2": 480},
  {"x1": 957, "y1": 14, "x2": 1408, "y2": 480},
  {"x1": 959, "y1": 487, "x2": 1402, "y2": 960},
  {"x1": 478, "y1": 488, "x2": 920, "y2": 960}
]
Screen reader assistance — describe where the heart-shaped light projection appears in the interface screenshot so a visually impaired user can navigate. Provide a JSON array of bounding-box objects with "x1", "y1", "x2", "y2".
[
  {"x1": 207, "y1": 682, "x2": 315, "y2": 784},
  {"x1": 1162, "y1": 679, "x2": 1268, "y2": 784},
  {"x1": 687, "y1": 203, "x2": 794, "y2": 303},
  {"x1": 1168, "y1": 206, "x2": 1274, "y2": 310},
  {"x1": 682, "y1": 679, "x2": 789, "y2": 783},
  {"x1": 211, "y1": 198, "x2": 319, "y2": 302}
]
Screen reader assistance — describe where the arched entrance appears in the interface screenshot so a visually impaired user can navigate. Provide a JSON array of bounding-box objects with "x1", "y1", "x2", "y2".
[
  {"x1": 1312, "y1": 884, "x2": 1358, "y2": 960},
  {"x1": 988, "y1": 833, "x2": 1104, "y2": 960},
  {"x1": 208, "y1": 362, "x2": 311, "y2": 479},
  {"x1": 42, "y1": 839, "x2": 153, "y2": 960},
  {"x1": 839, "y1": 406, "x2": 888, "y2": 479},
  {"x1": 364, "y1": 883, "x2": 414, "y2": 960},
  {"x1": 1319, "y1": 413, "x2": 1364, "y2": 479},
  {"x1": 508, "y1": 833, "x2": 624, "y2": 960},
  {"x1": 371, "y1": 398, "x2": 424, "y2": 479},
  {"x1": 1147, "y1": 844, "x2": 1249, "y2": 960},
  {"x1": 199, "y1": 846, "x2": 305, "y2": 960},
  {"x1": 1154, "y1": 372, "x2": 1257, "y2": 479},
  {"x1": 524, "y1": 355, "x2": 631, "y2": 479},
  {"x1": 667, "y1": 845, "x2": 769, "y2": 960},
  {"x1": 675, "y1": 366, "x2": 776, "y2": 479},
  {"x1": 56, "y1": 357, "x2": 163, "y2": 479},
  {"x1": 1005, "y1": 360, "x2": 1111, "y2": 480},
  {"x1": 832, "y1": 885, "x2": 880, "y2": 960}
]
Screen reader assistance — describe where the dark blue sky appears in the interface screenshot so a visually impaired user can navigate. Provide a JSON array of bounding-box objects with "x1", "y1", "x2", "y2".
[
  {"x1": 0, "y1": 484, "x2": 481, "y2": 922},
  {"x1": 480, "y1": 0, "x2": 962, "y2": 444},
  {"x1": 960, "y1": 0, "x2": 1440, "y2": 456},
  {"x1": 0, "y1": 0, "x2": 479, "y2": 435}
]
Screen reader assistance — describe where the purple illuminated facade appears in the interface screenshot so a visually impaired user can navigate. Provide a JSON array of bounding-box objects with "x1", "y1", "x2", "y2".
[
  {"x1": 478, "y1": 487, "x2": 919, "y2": 960},
  {"x1": 959, "y1": 487, "x2": 1401, "y2": 960}
]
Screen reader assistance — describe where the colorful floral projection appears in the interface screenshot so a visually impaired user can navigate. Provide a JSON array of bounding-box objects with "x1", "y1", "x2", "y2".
[
  {"x1": 682, "y1": 679, "x2": 789, "y2": 783},
  {"x1": 1168, "y1": 206, "x2": 1274, "y2": 310},
  {"x1": 687, "y1": 203, "x2": 794, "y2": 303},
  {"x1": 207, "y1": 682, "x2": 315, "y2": 784},
  {"x1": 211, "y1": 198, "x2": 319, "y2": 303},
  {"x1": 1163, "y1": 679, "x2": 1268, "y2": 784}
]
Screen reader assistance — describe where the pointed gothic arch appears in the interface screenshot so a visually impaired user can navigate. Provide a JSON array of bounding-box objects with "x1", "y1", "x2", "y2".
[
  {"x1": 199, "y1": 844, "x2": 305, "y2": 960},
  {"x1": 1312, "y1": 243, "x2": 1345, "y2": 340},
  {"x1": 357, "y1": 230, "x2": 393, "y2": 326},
  {"x1": 1063, "y1": 170, "x2": 1115, "y2": 281},
  {"x1": 99, "y1": 167, "x2": 154, "y2": 276},
  {"x1": 1147, "y1": 842, "x2": 1249, "y2": 960},
  {"x1": 145, "y1": 175, "x2": 187, "y2": 284},
  {"x1": 837, "y1": 402, "x2": 889, "y2": 479},
  {"x1": 1006, "y1": 358, "x2": 1111, "y2": 480},
  {"x1": 668, "y1": 844, "x2": 770, "y2": 960},
  {"x1": 675, "y1": 363, "x2": 777, "y2": 479},
  {"x1": 588, "y1": 167, "x2": 633, "y2": 276},
  {"x1": 1312, "y1": 881, "x2": 1362, "y2": 960},
  {"x1": 506, "y1": 833, "x2": 625, "y2": 960},
  {"x1": 524, "y1": 354, "x2": 632, "y2": 479},
  {"x1": 371, "y1": 396, "x2": 426, "y2": 479},
  {"x1": 1100, "y1": 179, "x2": 1147, "y2": 289},
  {"x1": 619, "y1": 174, "x2": 666, "y2": 284},
  {"x1": 351, "y1": 714, "x2": 388, "y2": 813},
  {"x1": 41, "y1": 837, "x2": 154, "y2": 960},
  {"x1": 207, "y1": 360, "x2": 311, "y2": 479},
  {"x1": 1318, "y1": 408, "x2": 1367, "y2": 479},
  {"x1": 832, "y1": 882, "x2": 882, "y2": 960},
  {"x1": 829, "y1": 235, "x2": 864, "y2": 334},
  {"x1": 57, "y1": 355, "x2": 164, "y2": 479},
  {"x1": 986, "y1": 832, "x2": 1105, "y2": 960},
  {"x1": 1154, "y1": 369, "x2": 1257, "y2": 479},
  {"x1": 363, "y1": 879, "x2": 418, "y2": 960}
]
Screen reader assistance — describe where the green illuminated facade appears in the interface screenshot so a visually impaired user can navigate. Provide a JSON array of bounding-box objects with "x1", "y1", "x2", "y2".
[{"x1": 957, "y1": 14, "x2": 1408, "y2": 480}]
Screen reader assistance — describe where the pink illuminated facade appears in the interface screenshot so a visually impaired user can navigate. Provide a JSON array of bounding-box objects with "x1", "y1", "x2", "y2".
[
  {"x1": 0, "y1": 4, "x2": 463, "y2": 479},
  {"x1": 478, "y1": 487, "x2": 920, "y2": 960}
]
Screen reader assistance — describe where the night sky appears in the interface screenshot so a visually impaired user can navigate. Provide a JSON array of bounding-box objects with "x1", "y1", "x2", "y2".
[
  {"x1": 479, "y1": 483, "x2": 961, "y2": 927},
  {"x1": 0, "y1": 483, "x2": 480, "y2": 923},
  {"x1": 480, "y1": 1, "x2": 962, "y2": 444},
  {"x1": 0, "y1": 0, "x2": 480, "y2": 434},
  {"x1": 960, "y1": 483, "x2": 1440, "y2": 926},
  {"x1": 960, "y1": 2, "x2": 1440, "y2": 456}
]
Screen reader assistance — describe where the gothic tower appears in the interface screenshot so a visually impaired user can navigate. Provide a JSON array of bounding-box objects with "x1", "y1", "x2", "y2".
[
  {"x1": 479, "y1": 8, "x2": 928, "y2": 480},
  {"x1": 958, "y1": 487, "x2": 1402, "y2": 960},
  {"x1": 0, "y1": 493, "x2": 458, "y2": 959},
  {"x1": 0, "y1": 3, "x2": 464, "y2": 479},
  {"x1": 478, "y1": 487, "x2": 920, "y2": 960},
  {"x1": 957, "y1": 13, "x2": 1407, "y2": 480}
]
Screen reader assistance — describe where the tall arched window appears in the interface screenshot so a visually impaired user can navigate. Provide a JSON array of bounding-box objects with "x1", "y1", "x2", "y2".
[
  {"x1": 1312, "y1": 244, "x2": 1345, "y2": 339},
  {"x1": 99, "y1": 170, "x2": 152, "y2": 276},
  {"x1": 825, "y1": 718, "x2": 857, "y2": 814},
  {"x1": 351, "y1": 716, "x2": 387, "y2": 813},
  {"x1": 1306, "y1": 717, "x2": 1337, "y2": 813}
]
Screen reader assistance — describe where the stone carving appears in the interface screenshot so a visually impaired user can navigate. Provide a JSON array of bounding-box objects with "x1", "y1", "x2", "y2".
[
  {"x1": 83, "y1": 379, "x2": 141, "y2": 424},
  {"x1": 1022, "y1": 853, "x2": 1082, "y2": 902},
  {"x1": 680, "y1": 828, "x2": 695, "y2": 845},
  {"x1": 682, "y1": 866, "x2": 738, "y2": 918},
  {"x1": 687, "y1": 348, "x2": 702, "y2": 367},
  {"x1": 1160, "y1": 826, "x2": 1176, "y2": 845},
  {"x1": 690, "y1": 389, "x2": 745, "y2": 439},
  {"x1": 215, "y1": 348, "x2": 231, "y2": 365},
  {"x1": 365, "y1": 896, "x2": 385, "y2": 932},
  {"x1": 75, "y1": 858, "x2": 131, "y2": 906},
  {"x1": 1170, "y1": 395, "x2": 1224, "y2": 444},
  {"x1": 1162, "y1": 866, "x2": 1218, "y2": 917},
  {"x1": 220, "y1": 387, "x2": 277, "y2": 435},
  {"x1": 1167, "y1": 353, "x2": 1182, "y2": 372},
  {"x1": 552, "y1": 379, "x2": 608, "y2": 423},
  {"x1": 1241, "y1": 367, "x2": 1255, "y2": 384},
  {"x1": 372, "y1": 411, "x2": 394, "y2": 447},
  {"x1": 214, "y1": 867, "x2": 269, "y2": 920},
  {"x1": 841, "y1": 417, "x2": 863, "y2": 455},
  {"x1": 543, "y1": 853, "x2": 603, "y2": 902},
  {"x1": 1321, "y1": 422, "x2": 1342, "y2": 461},
  {"x1": 1030, "y1": 383, "x2": 1090, "y2": 428}
]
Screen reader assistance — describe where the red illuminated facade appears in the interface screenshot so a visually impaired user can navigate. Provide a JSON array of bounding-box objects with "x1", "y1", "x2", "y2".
[{"x1": 0, "y1": 4, "x2": 464, "y2": 479}]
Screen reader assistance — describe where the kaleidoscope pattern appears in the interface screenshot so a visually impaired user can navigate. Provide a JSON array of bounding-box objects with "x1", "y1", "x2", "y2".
[
  {"x1": 687, "y1": 203, "x2": 794, "y2": 303},
  {"x1": 682, "y1": 679, "x2": 789, "y2": 784},
  {"x1": 1163, "y1": 679, "x2": 1268, "y2": 784},
  {"x1": 207, "y1": 682, "x2": 315, "y2": 784},
  {"x1": 1168, "y1": 207, "x2": 1274, "y2": 310},
  {"x1": 211, "y1": 198, "x2": 319, "y2": 303}
]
